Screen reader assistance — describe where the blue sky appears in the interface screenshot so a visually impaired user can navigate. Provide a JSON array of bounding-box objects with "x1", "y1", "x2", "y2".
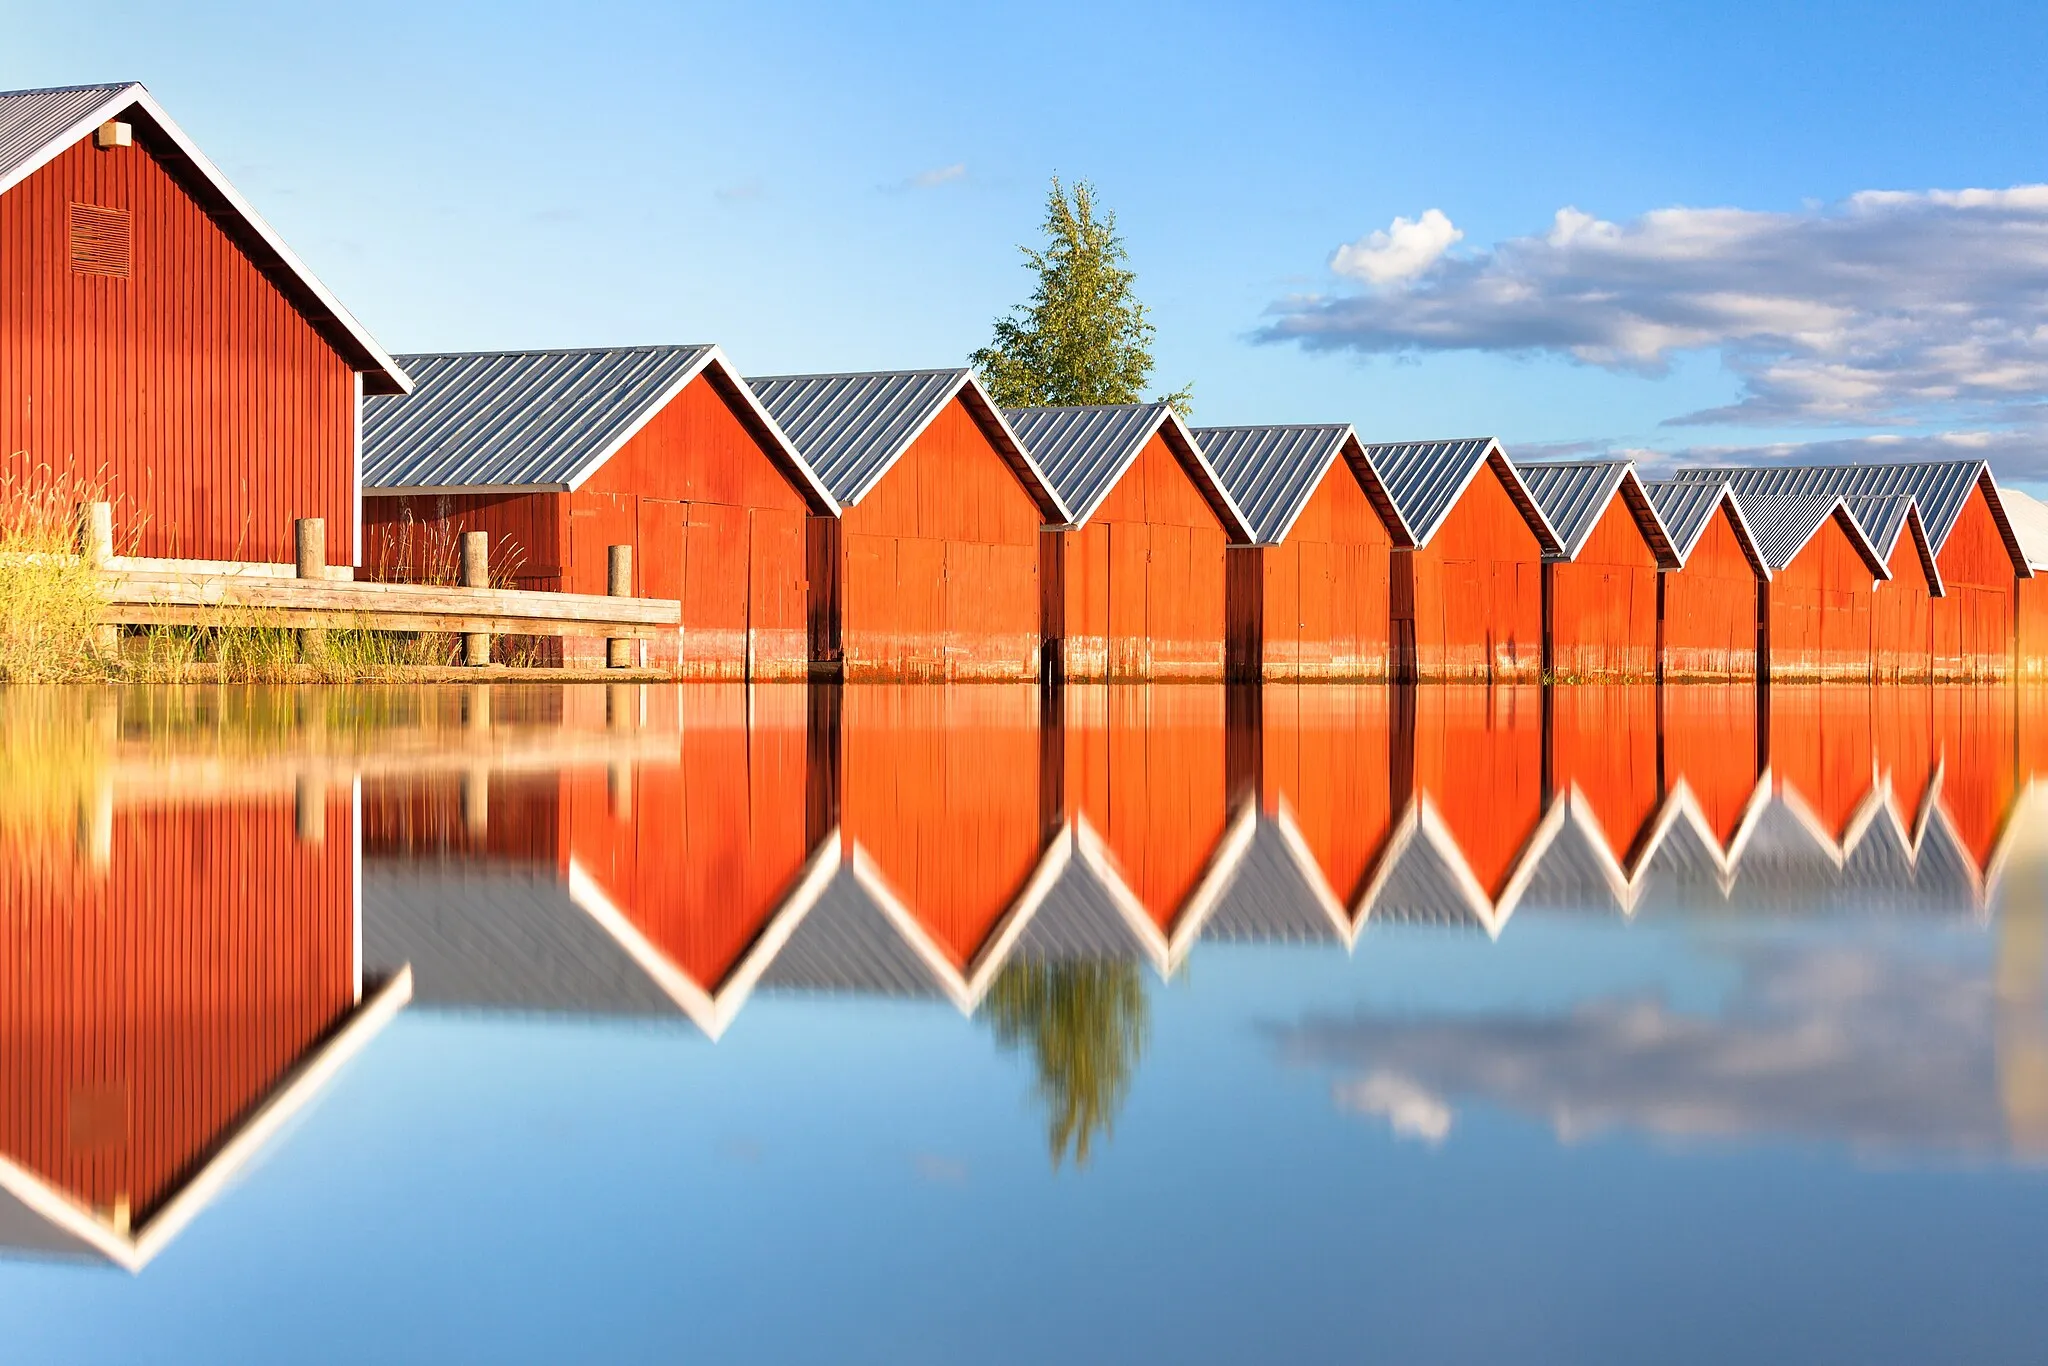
[{"x1": 8, "y1": 0, "x2": 2048, "y2": 479}]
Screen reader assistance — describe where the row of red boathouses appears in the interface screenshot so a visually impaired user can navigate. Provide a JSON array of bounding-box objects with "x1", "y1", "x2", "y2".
[{"x1": 7, "y1": 81, "x2": 2048, "y2": 682}]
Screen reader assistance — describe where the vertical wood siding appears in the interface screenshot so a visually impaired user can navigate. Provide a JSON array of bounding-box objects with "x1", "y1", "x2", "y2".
[
  {"x1": 1063, "y1": 685, "x2": 1231, "y2": 932},
  {"x1": 1056, "y1": 434, "x2": 1232, "y2": 680},
  {"x1": 1660, "y1": 504, "x2": 1762, "y2": 679},
  {"x1": 840, "y1": 685, "x2": 1050, "y2": 965},
  {"x1": 834, "y1": 400, "x2": 1043, "y2": 681},
  {"x1": 1765, "y1": 514, "x2": 1877, "y2": 681},
  {"x1": 1872, "y1": 540, "x2": 1936, "y2": 682},
  {"x1": 1661, "y1": 683, "x2": 1763, "y2": 848},
  {"x1": 1397, "y1": 464, "x2": 1544, "y2": 682},
  {"x1": 1, "y1": 133, "x2": 357, "y2": 563},
  {"x1": 1873, "y1": 680, "x2": 1937, "y2": 827},
  {"x1": 1229, "y1": 461, "x2": 1393, "y2": 680},
  {"x1": 1404, "y1": 684, "x2": 1545, "y2": 897},
  {"x1": 1548, "y1": 497, "x2": 1661, "y2": 681},
  {"x1": 363, "y1": 374, "x2": 813, "y2": 677},
  {"x1": 1932, "y1": 487, "x2": 2018, "y2": 681},
  {"x1": 1550, "y1": 685, "x2": 1661, "y2": 865},
  {"x1": 566, "y1": 686, "x2": 814, "y2": 990},
  {"x1": 0, "y1": 799, "x2": 355, "y2": 1223},
  {"x1": 2019, "y1": 579, "x2": 2048, "y2": 682},
  {"x1": 1259, "y1": 684, "x2": 1394, "y2": 906},
  {"x1": 360, "y1": 769, "x2": 566, "y2": 863},
  {"x1": 1933, "y1": 684, "x2": 2016, "y2": 872}
]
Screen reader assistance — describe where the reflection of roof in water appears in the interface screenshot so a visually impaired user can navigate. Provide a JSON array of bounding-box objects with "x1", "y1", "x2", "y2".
[
  {"x1": 759, "y1": 864, "x2": 953, "y2": 1000},
  {"x1": 1200, "y1": 815, "x2": 1349, "y2": 946}
]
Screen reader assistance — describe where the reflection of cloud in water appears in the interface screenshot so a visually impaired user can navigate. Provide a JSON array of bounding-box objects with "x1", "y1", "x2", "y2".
[{"x1": 1280, "y1": 941, "x2": 2014, "y2": 1157}]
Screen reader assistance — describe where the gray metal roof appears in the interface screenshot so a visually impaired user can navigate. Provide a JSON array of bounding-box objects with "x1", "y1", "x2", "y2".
[
  {"x1": 1842, "y1": 494, "x2": 1913, "y2": 563},
  {"x1": 746, "y1": 368, "x2": 1059, "y2": 516},
  {"x1": 0, "y1": 82, "x2": 411, "y2": 393},
  {"x1": 759, "y1": 866, "x2": 950, "y2": 998},
  {"x1": 1005, "y1": 403, "x2": 1252, "y2": 538},
  {"x1": 1194, "y1": 424, "x2": 1362, "y2": 546},
  {"x1": 1008, "y1": 858, "x2": 1155, "y2": 963},
  {"x1": 1661, "y1": 460, "x2": 2021, "y2": 568},
  {"x1": 1511, "y1": 459, "x2": 1680, "y2": 563},
  {"x1": 1736, "y1": 492, "x2": 1884, "y2": 574},
  {"x1": 0, "y1": 82, "x2": 130, "y2": 188},
  {"x1": 1199, "y1": 817, "x2": 1348, "y2": 944},
  {"x1": 1357, "y1": 437, "x2": 1561, "y2": 553},
  {"x1": 1641, "y1": 478, "x2": 1769, "y2": 576},
  {"x1": 364, "y1": 346, "x2": 834, "y2": 509}
]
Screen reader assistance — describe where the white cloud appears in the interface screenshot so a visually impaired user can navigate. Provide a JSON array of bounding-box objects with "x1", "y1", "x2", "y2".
[
  {"x1": 1330, "y1": 208, "x2": 1464, "y2": 285},
  {"x1": 891, "y1": 163, "x2": 967, "y2": 192},
  {"x1": 1262, "y1": 186, "x2": 2048, "y2": 426},
  {"x1": 1334, "y1": 1071, "x2": 1455, "y2": 1145}
]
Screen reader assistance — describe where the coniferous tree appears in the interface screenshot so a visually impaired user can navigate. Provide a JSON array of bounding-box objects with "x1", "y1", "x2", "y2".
[
  {"x1": 981, "y1": 958, "x2": 1150, "y2": 1169},
  {"x1": 972, "y1": 178, "x2": 1191, "y2": 414}
]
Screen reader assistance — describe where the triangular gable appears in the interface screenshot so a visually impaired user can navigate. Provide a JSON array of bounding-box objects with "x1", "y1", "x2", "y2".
[
  {"x1": 1192, "y1": 423, "x2": 1406, "y2": 547},
  {"x1": 0, "y1": 82, "x2": 410, "y2": 394},
  {"x1": 562, "y1": 836, "x2": 839, "y2": 1040},
  {"x1": 1196, "y1": 801, "x2": 1353, "y2": 947},
  {"x1": 1005, "y1": 403, "x2": 1254, "y2": 541},
  {"x1": 1357, "y1": 792, "x2": 1567, "y2": 939},
  {"x1": 1739, "y1": 492, "x2": 1891, "y2": 579},
  {"x1": 1066, "y1": 802, "x2": 1258, "y2": 975},
  {"x1": 1357, "y1": 437, "x2": 1563, "y2": 554},
  {"x1": 1516, "y1": 460, "x2": 1681, "y2": 567},
  {"x1": 363, "y1": 345, "x2": 837, "y2": 512},
  {"x1": 0, "y1": 969, "x2": 412, "y2": 1273},
  {"x1": 1643, "y1": 479, "x2": 1773, "y2": 580},
  {"x1": 748, "y1": 368, "x2": 1066, "y2": 520}
]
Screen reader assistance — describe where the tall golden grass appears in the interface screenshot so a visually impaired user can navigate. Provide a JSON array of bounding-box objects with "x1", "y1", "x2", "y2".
[{"x1": 0, "y1": 470, "x2": 114, "y2": 682}]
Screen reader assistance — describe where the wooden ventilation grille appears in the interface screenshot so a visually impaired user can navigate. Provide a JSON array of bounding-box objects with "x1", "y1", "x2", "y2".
[{"x1": 69, "y1": 203, "x2": 132, "y2": 278}]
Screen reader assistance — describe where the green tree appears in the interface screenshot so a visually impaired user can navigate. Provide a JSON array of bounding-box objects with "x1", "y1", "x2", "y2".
[
  {"x1": 972, "y1": 178, "x2": 1191, "y2": 414},
  {"x1": 981, "y1": 957, "x2": 1151, "y2": 1169}
]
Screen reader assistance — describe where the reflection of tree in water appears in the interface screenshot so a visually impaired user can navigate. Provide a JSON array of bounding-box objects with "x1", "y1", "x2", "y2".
[{"x1": 982, "y1": 959, "x2": 1150, "y2": 1168}]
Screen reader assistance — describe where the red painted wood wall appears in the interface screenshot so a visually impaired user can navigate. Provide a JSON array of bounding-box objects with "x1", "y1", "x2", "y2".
[
  {"x1": 365, "y1": 373, "x2": 813, "y2": 676},
  {"x1": 1052, "y1": 433, "x2": 1233, "y2": 680},
  {"x1": 1258, "y1": 684, "x2": 1394, "y2": 909},
  {"x1": 1660, "y1": 503, "x2": 1762, "y2": 680},
  {"x1": 1933, "y1": 684, "x2": 2016, "y2": 873},
  {"x1": 2, "y1": 129, "x2": 359, "y2": 563},
  {"x1": 1548, "y1": 496, "x2": 1662, "y2": 681},
  {"x1": 1872, "y1": 537, "x2": 1936, "y2": 682},
  {"x1": 1873, "y1": 681, "x2": 1938, "y2": 829},
  {"x1": 808, "y1": 400, "x2": 1044, "y2": 681},
  {"x1": 1550, "y1": 685, "x2": 1661, "y2": 867},
  {"x1": 1403, "y1": 684, "x2": 1545, "y2": 898},
  {"x1": 567, "y1": 686, "x2": 815, "y2": 992},
  {"x1": 1064, "y1": 684, "x2": 1231, "y2": 933},
  {"x1": 2020, "y1": 581, "x2": 2048, "y2": 682},
  {"x1": 1227, "y1": 461, "x2": 1394, "y2": 680},
  {"x1": 1393, "y1": 463, "x2": 1544, "y2": 682},
  {"x1": 840, "y1": 685, "x2": 1050, "y2": 966},
  {"x1": 1661, "y1": 684, "x2": 1763, "y2": 849},
  {"x1": 1764, "y1": 513, "x2": 1876, "y2": 681},
  {"x1": 1932, "y1": 486, "x2": 2019, "y2": 680},
  {"x1": 0, "y1": 798, "x2": 354, "y2": 1223}
]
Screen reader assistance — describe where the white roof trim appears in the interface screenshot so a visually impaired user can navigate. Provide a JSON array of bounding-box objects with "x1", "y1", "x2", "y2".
[
  {"x1": 1062, "y1": 406, "x2": 1257, "y2": 543},
  {"x1": 0, "y1": 83, "x2": 412, "y2": 395}
]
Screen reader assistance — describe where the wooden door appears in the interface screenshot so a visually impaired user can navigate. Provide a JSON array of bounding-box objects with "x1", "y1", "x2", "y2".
[{"x1": 748, "y1": 507, "x2": 808, "y2": 678}]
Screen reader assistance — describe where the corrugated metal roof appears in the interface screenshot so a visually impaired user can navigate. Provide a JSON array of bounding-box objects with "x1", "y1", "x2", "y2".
[
  {"x1": 747, "y1": 368, "x2": 966, "y2": 506},
  {"x1": 1842, "y1": 493, "x2": 1913, "y2": 562},
  {"x1": 0, "y1": 81, "x2": 411, "y2": 394},
  {"x1": 1358, "y1": 437, "x2": 1561, "y2": 553},
  {"x1": 1642, "y1": 479, "x2": 1728, "y2": 559},
  {"x1": 365, "y1": 346, "x2": 720, "y2": 490},
  {"x1": 1662, "y1": 461, "x2": 1994, "y2": 554},
  {"x1": 1194, "y1": 424, "x2": 1353, "y2": 545},
  {"x1": 1514, "y1": 460, "x2": 1635, "y2": 560},
  {"x1": 0, "y1": 82, "x2": 130, "y2": 188},
  {"x1": 1005, "y1": 403, "x2": 1251, "y2": 538},
  {"x1": 1736, "y1": 492, "x2": 1885, "y2": 573}
]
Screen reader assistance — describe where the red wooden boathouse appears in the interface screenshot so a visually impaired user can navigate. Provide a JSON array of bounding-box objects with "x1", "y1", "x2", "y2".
[
  {"x1": 362, "y1": 345, "x2": 835, "y2": 675},
  {"x1": 1197, "y1": 423, "x2": 1402, "y2": 681},
  {"x1": 1357, "y1": 439, "x2": 1560, "y2": 682},
  {"x1": 1845, "y1": 495, "x2": 1942, "y2": 680},
  {"x1": 1740, "y1": 493, "x2": 1889, "y2": 681},
  {"x1": 1666, "y1": 461, "x2": 2029, "y2": 680},
  {"x1": 749, "y1": 369, "x2": 1067, "y2": 681},
  {"x1": 1006, "y1": 404, "x2": 1254, "y2": 681},
  {"x1": 1515, "y1": 460, "x2": 1679, "y2": 681},
  {"x1": 1641, "y1": 480, "x2": 1770, "y2": 680},
  {"x1": 0, "y1": 82, "x2": 411, "y2": 566}
]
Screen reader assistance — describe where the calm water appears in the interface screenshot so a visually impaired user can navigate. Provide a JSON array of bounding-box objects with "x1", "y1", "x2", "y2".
[{"x1": 5, "y1": 681, "x2": 2048, "y2": 1364}]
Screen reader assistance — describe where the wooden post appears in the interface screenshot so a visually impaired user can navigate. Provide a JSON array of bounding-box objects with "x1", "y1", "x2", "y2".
[
  {"x1": 606, "y1": 544, "x2": 634, "y2": 669},
  {"x1": 295, "y1": 518, "x2": 327, "y2": 661},
  {"x1": 295, "y1": 774, "x2": 325, "y2": 844},
  {"x1": 84, "y1": 502, "x2": 119, "y2": 660},
  {"x1": 462, "y1": 531, "x2": 491, "y2": 667},
  {"x1": 463, "y1": 766, "x2": 490, "y2": 839}
]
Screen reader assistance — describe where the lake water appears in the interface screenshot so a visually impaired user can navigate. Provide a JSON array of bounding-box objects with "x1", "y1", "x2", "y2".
[{"x1": 4, "y1": 681, "x2": 2048, "y2": 1364}]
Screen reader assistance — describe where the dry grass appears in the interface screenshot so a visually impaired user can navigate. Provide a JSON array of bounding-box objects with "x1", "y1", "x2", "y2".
[
  {"x1": 122, "y1": 616, "x2": 459, "y2": 683},
  {"x1": 0, "y1": 469, "x2": 115, "y2": 682}
]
